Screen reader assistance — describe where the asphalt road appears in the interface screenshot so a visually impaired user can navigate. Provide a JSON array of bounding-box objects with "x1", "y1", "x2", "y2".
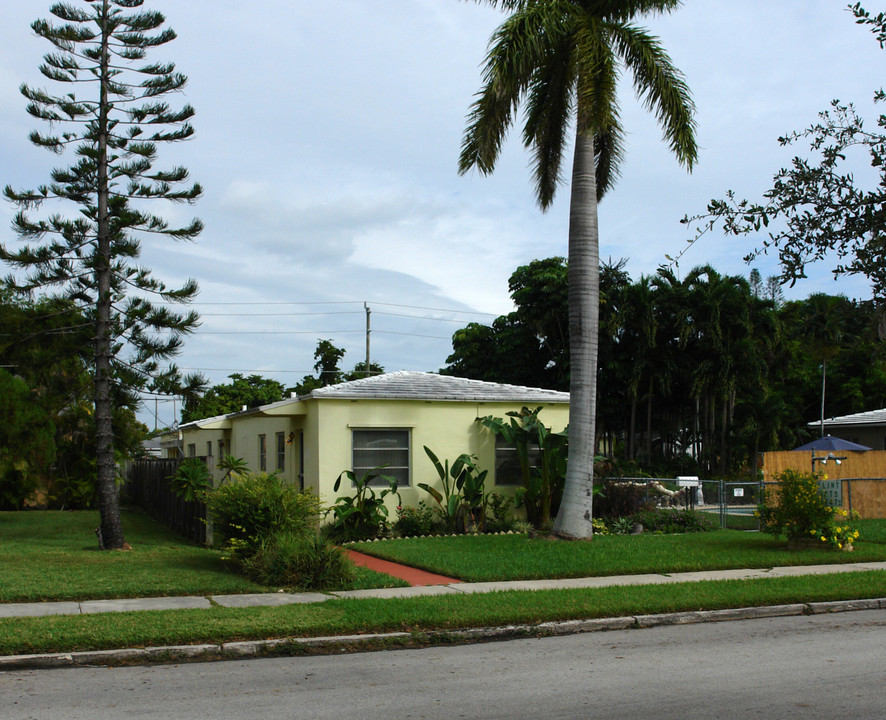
[{"x1": 3, "y1": 610, "x2": 884, "y2": 720}]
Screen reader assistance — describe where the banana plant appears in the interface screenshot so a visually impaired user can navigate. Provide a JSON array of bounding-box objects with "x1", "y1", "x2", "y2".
[
  {"x1": 478, "y1": 407, "x2": 567, "y2": 528},
  {"x1": 419, "y1": 446, "x2": 488, "y2": 533},
  {"x1": 326, "y1": 466, "x2": 400, "y2": 541}
]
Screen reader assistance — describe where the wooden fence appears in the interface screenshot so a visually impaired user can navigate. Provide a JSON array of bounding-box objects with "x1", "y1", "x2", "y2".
[
  {"x1": 121, "y1": 458, "x2": 208, "y2": 544},
  {"x1": 761, "y1": 450, "x2": 886, "y2": 518}
]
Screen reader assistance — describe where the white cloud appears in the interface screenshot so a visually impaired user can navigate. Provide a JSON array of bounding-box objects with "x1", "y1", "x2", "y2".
[{"x1": 1, "y1": 0, "x2": 883, "y2": 428}]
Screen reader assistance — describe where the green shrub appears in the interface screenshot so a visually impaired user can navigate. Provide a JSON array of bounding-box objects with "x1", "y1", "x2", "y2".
[
  {"x1": 169, "y1": 458, "x2": 211, "y2": 502},
  {"x1": 240, "y1": 531, "x2": 356, "y2": 589},
  {"x1": 608, "y1": 516, "x2": 637, "y2": 535},
  {"x1": 630, "y1": 508, "x2": 716, "y2": 534},
  {"x1": 486, "y1": 492, "x2": 516, "y2": 532},
  {"x1": 394, "y1": 502, "x2": 443, "y2": 537},
  {"x1": 203, "y1": 471, "x2": 319, "y2": 552},
  {"x1": 758, "y1": 469, "x2": 860, "y2": 549},
  {"x1": 325, "y1": 467, "x2": 400, "y2": 542}
]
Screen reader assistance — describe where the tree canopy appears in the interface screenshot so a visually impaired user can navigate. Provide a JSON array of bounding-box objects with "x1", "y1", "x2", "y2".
[
  {"x1": 2, "y1": 1, "x2": 202, "y2": 547},
  {"x1": 444, "y1": 257, "x2": 886, "y2": 476},
  {"x1": 460, "y1": 0, "x2": 697, "y2": 538},
  {"x1": 182, "y1": 373, "x2": 287, "y2": 424},
  {"x1": 682, "y1": 3, "x2": 886, "y2": 299}
]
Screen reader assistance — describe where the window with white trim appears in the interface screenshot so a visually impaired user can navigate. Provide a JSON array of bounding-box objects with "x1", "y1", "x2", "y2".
[
  {"x1": 352, "y1": 428, "x2": 410, "y2": 487},
  {"x1": 276, "y1": 432, "x2": 285, "y2": 472},
  {"x1": 494, "y1": 436, "x2": 540, "y2": 486}
]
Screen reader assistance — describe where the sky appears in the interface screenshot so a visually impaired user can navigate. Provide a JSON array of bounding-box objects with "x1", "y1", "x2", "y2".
[{"x1": 1, "y1": 0, "x2": 884, "y2": 429}]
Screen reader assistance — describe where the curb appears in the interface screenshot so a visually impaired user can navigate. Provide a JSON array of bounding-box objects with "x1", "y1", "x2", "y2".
[{"x1": 3, "y1": 598, "x2": 883, "y2": 671}]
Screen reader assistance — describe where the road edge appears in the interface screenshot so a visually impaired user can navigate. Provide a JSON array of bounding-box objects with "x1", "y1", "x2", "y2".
[{"x1": 3, "y1": 597, "x2": 884, "y2": 671}]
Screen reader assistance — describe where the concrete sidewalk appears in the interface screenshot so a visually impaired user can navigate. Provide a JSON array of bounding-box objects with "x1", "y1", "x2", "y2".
[{"x1": 3, "y1": 560, "x2": 885, "y2": 619}]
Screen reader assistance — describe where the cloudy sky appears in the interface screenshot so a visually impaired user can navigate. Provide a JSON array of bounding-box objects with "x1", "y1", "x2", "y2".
[{"x1": 1, "y1": 0, "x2": 883, "y2": 428}]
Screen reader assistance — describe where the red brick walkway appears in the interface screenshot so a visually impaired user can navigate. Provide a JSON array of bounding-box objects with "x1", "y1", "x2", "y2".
[{"x1": 344, "y1": 549, "x2": 462, "y2": 587}]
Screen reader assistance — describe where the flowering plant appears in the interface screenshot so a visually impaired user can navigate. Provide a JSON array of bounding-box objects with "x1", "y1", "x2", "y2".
[
  {"x1": 757, "y1": 469, "x2": 860, "y2": 550},
  {"x1": 809, "y1": 507, "x2": 860, "y2": 550}
]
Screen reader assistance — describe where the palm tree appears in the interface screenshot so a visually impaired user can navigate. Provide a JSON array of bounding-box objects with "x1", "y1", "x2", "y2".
[{"x1": 460, "y1": 0, "x2": 697, "y2": 537}]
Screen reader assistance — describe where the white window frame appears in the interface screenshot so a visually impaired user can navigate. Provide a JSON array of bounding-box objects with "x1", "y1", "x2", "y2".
[
  {"x1": 494, "y1": 436, "x2": 540, "y2": 486},
  {"x1": 351, "y1": 428, "x2": 410, "y2": 487},
  {"x1": 276, "y1": 432, "x2": 286, "y2": 472}
]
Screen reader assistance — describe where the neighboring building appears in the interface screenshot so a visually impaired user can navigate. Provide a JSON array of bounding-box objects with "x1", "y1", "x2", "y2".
[
  {"x1": 140, "y1": 437, "x2": 164, "y2": 458},
  {"x1": 812, "y1": 409, "x2": 886, "y2": 451},
  {"x1": 159, "y1": 371, "x2": 569, "y2": 514},
  {"x1": 755, "y1": 407, "x2": 886, "y2": 518}
]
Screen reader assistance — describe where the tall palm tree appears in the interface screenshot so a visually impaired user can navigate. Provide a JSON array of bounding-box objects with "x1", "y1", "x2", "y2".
[{"x1": 460, "y1": 0, "x2": 697, "y2": 537}]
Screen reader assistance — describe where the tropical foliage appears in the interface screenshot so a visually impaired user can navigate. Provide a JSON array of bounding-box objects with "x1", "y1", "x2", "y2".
[
  {"x1": 477, "y1": 407, "x2": 568, "y2": 527},
  {"x1": 325, "y1": 466, "x2": 401, "y2": 542},
  {"x1": 445, "y1": 258, "x2": 886, "y2": 477},
  {"x1": 758, "y1": 469, "x2": 860, "y2": 549},
  {"x1": 683, "y1": 3, "x2": 886, "y2": 300},
  {"x1": 418, "y1": 447, "x2": 490, "y2": 533},
  {"x1": 460, "y1": 0, "x2": 697, "y2": 537}
]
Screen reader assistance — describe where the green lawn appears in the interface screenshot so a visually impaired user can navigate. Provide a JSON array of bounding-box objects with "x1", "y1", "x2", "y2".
[
  {"x1": 0, "y1": 510, "x2": 405, "y2": 603},
  {"x1": 2, "y1": 511, "x2": 885, "y2": 658},
  {"x1": 2, "y1": 570, "x2": 885, "y2": 656},
  {"x1": 350, "y1": 518, "x2": 886, "y2": 582}
]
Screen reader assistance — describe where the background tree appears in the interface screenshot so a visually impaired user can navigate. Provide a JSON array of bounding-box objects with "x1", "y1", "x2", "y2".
[
  {"x1": 182, "y1": 373, "x2": 286, "y2": 423},
  {"x1": 442, "y1": 259, "x2": 569, "y2": 388},
  {"x1": 445, "y1": 257, "x2": 886, "y2": 476},
  {"x1": 460, "y1": 0, "x2": 697, "y2": 537},
  {"x1": 0, "y1": 370, "x2": 57, "y2": 510},
  {"x1": 292, "y1": 339, "x2": 347, "y2": 395},
  {"x1": 289, "y1": 339, "x2": 384, "y2": 396},
  {"x1": 683, "y1": 3, "x2": 886, "y2": 300},
  {"x1": 344, "y1": 361, "x2": 385, "y2": 382},
  {"x1": 2, "y1": 1, "x2": 203, "y2": 548},
  {"x1": 0, "y1": 289, "x2": 147, "y2": 508}
]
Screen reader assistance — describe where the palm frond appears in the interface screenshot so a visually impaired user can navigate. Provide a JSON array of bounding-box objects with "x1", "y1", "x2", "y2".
[
  {"x1": 459, "y1": 3, "x2": 565, "y2": 175},
  {"x1": 522, "y1": 19, "x2": 576, "y2": 208},
  {"x1": 610, "y1": 21, "x2": 698, "y2": 170}
]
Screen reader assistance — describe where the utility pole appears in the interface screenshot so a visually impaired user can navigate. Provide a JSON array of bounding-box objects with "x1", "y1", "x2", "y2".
[{"x1": 364, "y1": 302, "x2": 371, "y2": 377}]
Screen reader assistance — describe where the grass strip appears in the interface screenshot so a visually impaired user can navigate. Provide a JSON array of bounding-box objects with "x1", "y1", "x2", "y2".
[
  {"x1": 1, "y1": 571, "x2": 884, "y2": 656},
  {"x1": 351, "y1": 521, "x2": 886, "y2": 582}
]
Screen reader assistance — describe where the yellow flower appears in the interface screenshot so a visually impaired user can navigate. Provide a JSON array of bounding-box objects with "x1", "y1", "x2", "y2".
[{"x1": 821, "y1": 536, "x2": 827, "y2": 542}]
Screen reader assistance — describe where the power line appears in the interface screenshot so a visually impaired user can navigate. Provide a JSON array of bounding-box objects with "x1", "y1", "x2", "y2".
[
  {"x1": 193, "y1": 329, "x2": 364, "y2": 335},
  {"x1": 375, "y1": 329, "x2": 452, "y2": 340},
  {"x1": 160, "y1": 298, "x2": 501, "y2": 317},
  {"x1": 195, "y1": 310, "x2": 363, "y2": 317}
]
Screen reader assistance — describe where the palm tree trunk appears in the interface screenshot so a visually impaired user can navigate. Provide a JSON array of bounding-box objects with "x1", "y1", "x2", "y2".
[
  {"x1": 554, "y1": 131, "x2": 598, "y2": 539},
  {"x1": 820, "y1": 358, "x2": 827, "y2": 438},
  {"x1": 628, "y1": 396, "x2": 637, "y2": 460},
  {"x1": 645, "y1": 377, "x2": 653, "y2": 460}
]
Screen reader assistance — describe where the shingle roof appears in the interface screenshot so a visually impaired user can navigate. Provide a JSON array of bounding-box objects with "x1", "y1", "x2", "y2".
[
  {"x1": 305, "y1": 371, "x2": 569, "y2": 403},
  {"x1": 813, "y1": 408, "x2": 886, "y2": 427}
]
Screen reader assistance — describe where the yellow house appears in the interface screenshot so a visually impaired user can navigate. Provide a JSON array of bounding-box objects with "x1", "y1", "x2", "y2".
[{"x1": 161, "y1": 371, "x2": 570, "y2": 515}]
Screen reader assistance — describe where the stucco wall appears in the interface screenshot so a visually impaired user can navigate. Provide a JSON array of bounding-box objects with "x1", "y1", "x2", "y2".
[
  {"x1": 177, "y1": 397, "x2": 569, "y2": 522},
  {"x1": 309, "y1": 398, "x2": 569, "y2": 515}
]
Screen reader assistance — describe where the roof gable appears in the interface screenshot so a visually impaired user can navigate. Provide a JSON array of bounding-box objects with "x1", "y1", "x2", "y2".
[
  {"x1": 305, "y1": 371, "x2": 569, "y2": 403},
  {"x1": 816, "y1": 408, "x2": 886, "y2": 427}
]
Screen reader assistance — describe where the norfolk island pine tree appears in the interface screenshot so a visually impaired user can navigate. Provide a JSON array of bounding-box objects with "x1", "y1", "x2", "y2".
[
  {"x1": 2, "y1": 1, "x2": 204, "y2": 548},
  {"x1": 458, "y1": 0, "x2": 697, "y2": 538}
]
